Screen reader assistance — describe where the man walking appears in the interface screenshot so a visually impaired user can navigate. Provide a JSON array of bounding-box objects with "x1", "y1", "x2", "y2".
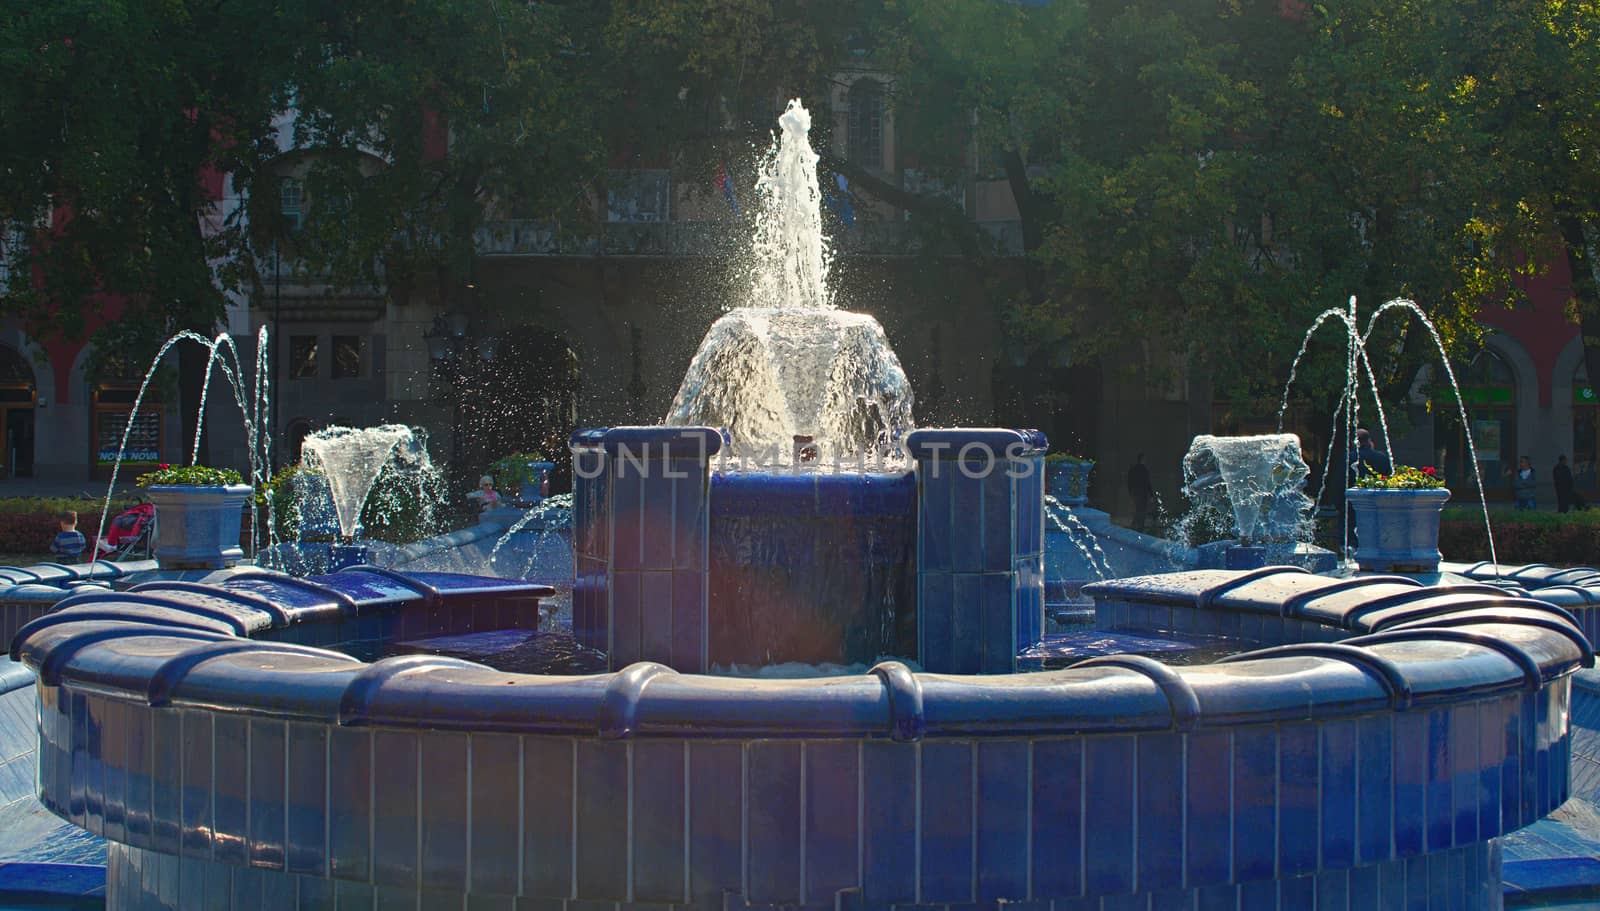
[{"x1": 1127, "y1": 453, "x2": 1153, "y2": 532}]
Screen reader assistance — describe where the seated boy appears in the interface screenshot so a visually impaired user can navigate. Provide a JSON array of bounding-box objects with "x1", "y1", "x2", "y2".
[{"x1": 52, "y1": 510, "x2": 88, "y2": 563}]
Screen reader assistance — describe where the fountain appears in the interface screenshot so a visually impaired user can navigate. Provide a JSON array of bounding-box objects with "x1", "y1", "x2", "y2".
[
  {"x1": 279, "y1": 424, "x2": 440, "y2": 570},
  {"x1": 1, "y1": 99, "x2": 1595, "y2": 911},
  {"x1": 1179, "y1": 433, "x2": 1331, "y2": 570}
]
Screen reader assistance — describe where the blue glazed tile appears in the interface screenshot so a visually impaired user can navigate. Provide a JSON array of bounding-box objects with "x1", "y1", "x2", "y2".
[
  {"x1": 805, "y1": 741, "x2": 859, "y2": 903},
  {"x1": 611, "y1": 471, "x2": 644, "y2": 572},
  {"x1": 1280, "y1": 873, "x2": 1315, "y2": 909},
  {"x1": 336, "y1": 879, "x2": 376, "y2": 909},
  {"x1": 1277, "y1": 723, "x2": 1317, "y2": 877},
  {"x1": 951, "y1": 574, "x2": 983, "y2": 675},
  {"x1": 420, "y1": 732, "x2": 468, "y2": 891},
  {"x1": 641, "y1": 474, "x2": 676, "y2": 570},
  {"x1": 1186, "y1": 731, "x2": 1231, "y2": 888},
  {"x1": 150, "y1": 707, "x2": 181, "y2": 854},
  {"x1": 1393, "y1": 711, "x2": 1427, "y2": 857},
  {"x1": 260, "y1": 867, "x2": 295, "y2": 908},
  {"x1": 1357, "y1": 715, "x2": 1393, "y2": 865},
  {"x1": 1231, "y1": 727, "x2": 1276, "y2": 882},
  {"x1": 1320, "y1": 720, "x2": 1357, "y2": 871},
  {"x1": 688, "y1": 741, "x2": 742, "y2": 904},
  {"x1": 203, "y1": 857, "x2": 230, "y2": 909},
  {"x1": 375, "y1": 884, "x2": 417, "y2": 911},
  {"x1": 469, "y1": 733, "x2": 521, "y2": 896},
  {"x1": 82, "y1": 696, "x2": 104, "y2": 834},
  {"x1": 1149, "y1": 887, "x2": 1194, "y2": 911},
  {"x1": 981, "y1": 468, "x2": 1012, "y2": 572},
  {"x1": 328, "y1": 727, "x2": 371, "y2": 881},
  {"x1": 975, "y1": 740, "x2": 1027, "y2": 900},
  {"x1": 863, "y1": 741, "x2": 917, "y2": 903},
  {"x1": 918, "y1": 574, "x2": 954, "y2": 674},
  {"x1": 671, "y1": 571, "x2": 705, "y2": 673},
  {"x1": 180, "y1": 710, "x2": 213, "y2": 858},
  {"x1": 1424, "y1": 708, "x2": 1453, "y2": 853},
  {"x1": 1239, "y1": 877, "x2": 1276, "y2": 911},
  {"x1": 979, "y1": 574, "x2": 1014, "y2": 675},
  {"x1": 612, "y1": 571, "x2": 643, "y2": 668},
  {"x1": 575, "y1": 739, "x2": 628, "y2": 899},
  {"x1": 1451, "y1": 704, "x2": 1478, "y2": 847},
  {"x1": 371, "y1": 730, "x2": 418, "y2": 887},
  {"x1": 523, "y1": 737, "x2": 574, "y2": 898},
  {"x1": 1404, "y1": 854, "x2": 1427, "y2": 911},
  {"x1": 748, "y1": 741, "x2": 803, "y2": 904},
  {"x1": 1085, "y1": 735, "x2": 1135, "y2": 895},
  {"x1": 637, "y1": 571, "x2": 675, "y2": 666},
  {"x1": 285, "y1": 723, "x2": 328, "y2": 877},
  {"x1": 918, "y1": 463, "x2": 954, "y2": 573},
  {"x1": 1317, "y1": 867, "x2": 1350, "y2": 910},
  {"x1": 299, "y1": 876, "x2": 335, "y2": 910},
  {"x1": 229, "y1": 862, "x2": 261, "y2": 911},
  {"x1": 466, "y1": 896, "x2": 515, "y2": 911},
  {"x1": 1137, "y1": 733, "x2": 1184, "y2": 893},
  {"x1": 1101, "y1": 893, "x2": 1146, "y2": 911},
  {"x1": 632, "y1": 741, "x2": 686, "y2": 903},
  {"x1": 210, "y1": 713, "x2": 248, "y2": 866},
  {"x1": 918, "y1": 741, "x2": 974, "y2": 903},
  {"x1": 951, "y1": 473, "x2": 984, "y2": 573},
  {"x1": 1196, "y1": 884, "x2": 1237, "y2": 911},
  {"x1": 1031, "y1": 738, "x2": 1082, "y2": 900},
  {"x1": 101, "y1": 700, "x2": 128, "y2": 845},
  {"x1": 671, "y1": 472, "x2": 706, "y2": 572},
  {"x1": 1379, "y1": 855, "x2": 1407, "y2": 906},
  {"x1": 1502, "y1": 695, "x2": 1525, "y2": 832},
  {"x1": 1349, "y1": 863, "x2": 1380, "y2": 908},
  {"x1": 249, "y1": 718, "x2": 287, "y2": 870}
]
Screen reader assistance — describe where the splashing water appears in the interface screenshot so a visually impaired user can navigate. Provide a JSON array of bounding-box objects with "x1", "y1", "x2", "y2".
[
  {"x1": 1044, "y1": 495, "x2": 1113, "y2": 581},
  {"x1": 91, "y1": 328, "x2": 273, "y2": 572},
  {"x1": 664, "y1": 99, "x2": 914, "y2": 465},
  {"x1": 301, "y1": 425, "x2": 433, "y2": 540},
  {"x1": 1182, "y1": 434, "x2": 1313, "y2": 546},
  {"x1": 1275, "y1": 296, "x2": 1496, "y2": 572},
  {"x1": 488, "y1": 493, "x2": 573, "y2": 570},
  {"x1": 745, "y1": 99, "x2": 833, "y2": 312}
]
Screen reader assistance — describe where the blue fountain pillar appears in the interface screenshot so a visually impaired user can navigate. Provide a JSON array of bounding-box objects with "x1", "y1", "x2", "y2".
[
  {"x1": 909, "y1": 428, "x2": 1047, "y2": 674},
  {"x1": 572, "y1": 426, "x2": 721, "y2": 672}
]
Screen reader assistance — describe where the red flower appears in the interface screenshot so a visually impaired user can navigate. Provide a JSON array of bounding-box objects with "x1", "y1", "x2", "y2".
[
  {"x1": 1422, "y1": 466, "x2": 1435, "y2": 475},
  {"x1": 157, "y1": 463, "x2": 170, "y2": 470}
]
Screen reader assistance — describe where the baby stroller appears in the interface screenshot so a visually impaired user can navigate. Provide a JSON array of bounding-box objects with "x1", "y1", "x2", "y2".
[{"x1": 91, "y1": 501, "x2": 156, "y2": 561}]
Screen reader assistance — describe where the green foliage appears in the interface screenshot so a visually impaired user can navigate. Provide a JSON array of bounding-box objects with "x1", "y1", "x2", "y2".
[
  {"x1": 259, "y1": 462, "x2": 442, "y2": 545},
  {"x1": 489, "y1": 452, "x2": 552, "y2": 490},
  {"x1": 1440, "y1": 511, "x2": 1600, "y2": 566},
  {"x1": 136, "y1": 465, "x2": 244, "y2": 487},
  {"x1": 1044, "y1": 451, "x2": 1092, "y2": 465}
]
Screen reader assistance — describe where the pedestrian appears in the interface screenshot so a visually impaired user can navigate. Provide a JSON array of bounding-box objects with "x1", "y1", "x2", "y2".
[
  {"x1": 1554, "y1": 455, "x2": 1586, "y2": 512},
  {"x1": 466, "y1": 475, "x2": 501, "y2": 512},
  {"x1": 51, "y1": 510, "x2": 87, "y2": 563},
  {"x1": 1513, "y1": 455, "x2": 1537, "y2": 510},
  {"x1": 1347, "y1": 427, "x2": 1391, "y2": 484},
  {"x1": 1126, "y1": 452, "x2": 1153, "y2": 532}
]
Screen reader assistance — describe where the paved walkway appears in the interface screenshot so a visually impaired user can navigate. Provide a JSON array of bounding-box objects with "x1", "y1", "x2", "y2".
[{"x1": 0, "y1": 478, "x2": 138, "y2": 500}]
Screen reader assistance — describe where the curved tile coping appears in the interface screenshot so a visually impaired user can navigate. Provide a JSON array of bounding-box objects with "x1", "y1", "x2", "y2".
[{"x1": 6, "y1": 566, "x2": 1590, "y2": 907}]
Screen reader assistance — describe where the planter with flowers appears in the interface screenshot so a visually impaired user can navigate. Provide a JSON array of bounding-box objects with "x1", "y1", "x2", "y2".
[
  {"x1": 1045, "y1": 452, "x2": 1095, "y2": 506},
  {"x1": 1347, "y1": 465, "x2": 1451, "y2": 573},
  {"x1": 491, "y1": 451, "x2": 555, "y2": 505},
  {"x1": 138, "y1": 464, "x2": 252, "y2": 570}
]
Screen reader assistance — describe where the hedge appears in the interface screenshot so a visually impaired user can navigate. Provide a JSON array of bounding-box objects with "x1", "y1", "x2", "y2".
[{"x1": 1439, "y1": 507, "x2": 1600, "y2": 568}]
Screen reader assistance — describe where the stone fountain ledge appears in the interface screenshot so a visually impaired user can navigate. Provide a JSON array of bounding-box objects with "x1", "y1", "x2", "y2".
[{"x1": 6, "y1": 567, "x2": 1591, "y2": 909}]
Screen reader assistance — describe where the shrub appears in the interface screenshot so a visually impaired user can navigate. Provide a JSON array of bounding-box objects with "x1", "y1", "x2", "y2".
[
  {"x1": 137, "y1": 464, "x2": 244, "y2": 487},
  {"x1": 1439, "y1": 508, "x2": 1600, "y2": 566}
]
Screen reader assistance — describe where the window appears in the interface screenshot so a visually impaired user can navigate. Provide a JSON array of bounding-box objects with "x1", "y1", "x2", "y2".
[
  {"x1": 332, "y1": 335, "x2": 362, "y2": 379},
  {"x1": 280, "y1": 177, "x2": 304, "y2": 231},
  {"x1": 290, "y1": 335, "x2": 318, "y2": 378},
  {"x1": 849, "y1": 79, "x2": 885, "y2": 170}
]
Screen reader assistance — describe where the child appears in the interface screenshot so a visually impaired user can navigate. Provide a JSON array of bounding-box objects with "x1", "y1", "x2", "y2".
[
  {"x1": 466, "y1": 475, "x2": 501, "y2": 511},
  {"x1": 52, "y1": 510, "x2": 87, "y2": 562}
]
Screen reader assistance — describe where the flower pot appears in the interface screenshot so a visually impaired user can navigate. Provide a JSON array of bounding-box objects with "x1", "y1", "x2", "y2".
[
  {"x1": 1046, "y1": 461, "x2": 1094, "y2": 506},
  {"x1": 145, "y1": 484, "x2": 254, "y2": 570},
  {"x1": 514, "y1": 461, "x2": 556, "y2": 505},
  {"x1": 1346, "y1": 487, "x2": 1451, "y2": 573}
]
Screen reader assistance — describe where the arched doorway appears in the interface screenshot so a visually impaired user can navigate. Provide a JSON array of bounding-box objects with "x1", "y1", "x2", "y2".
[
  {"x1": 0, "y1": 346, "x2": 35, "y2": 477},
  {"x1": 1433, "y1": 349, "x2": 1517, "y2": 497},
  {"x1": 459, "y1": 327, "x2": 580, "y2": 493}
]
